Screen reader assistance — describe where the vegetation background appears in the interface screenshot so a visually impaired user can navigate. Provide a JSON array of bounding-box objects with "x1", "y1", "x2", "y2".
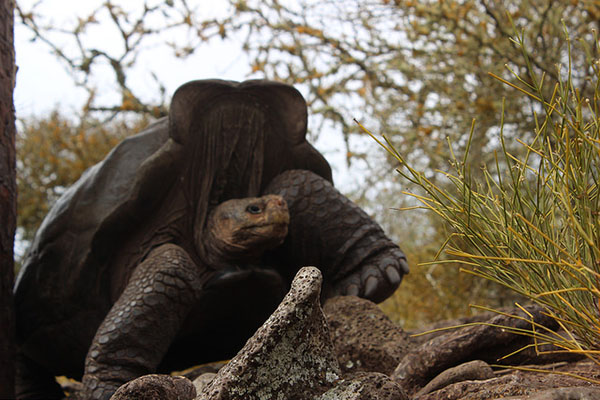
[{"x1": 13, "y1": 0, "x2": 600, "y2": 330}]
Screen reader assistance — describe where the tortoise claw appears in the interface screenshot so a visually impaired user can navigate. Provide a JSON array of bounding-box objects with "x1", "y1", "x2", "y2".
[
  {"x1": 357, "y1": 253, "x2": 409, "y2": 302},
  {"x1": 363, "y1": 275, "x2": 379, "y2": 299},
  {"x1": 399, "y1": 257, "x2": 410, "y2": 275},
  {"x1": 385, "y1": 265, "x2": 401, "y2": 287}
]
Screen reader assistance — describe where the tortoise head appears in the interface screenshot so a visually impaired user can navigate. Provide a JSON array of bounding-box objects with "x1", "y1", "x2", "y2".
[{"x1": 203, "y1": 194, "x2": 290, "y2": 266}]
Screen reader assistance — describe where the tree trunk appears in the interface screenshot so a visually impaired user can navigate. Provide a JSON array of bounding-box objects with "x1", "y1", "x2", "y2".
[{"x1": 0, "y1": 0, "x2": 16, "y2": 397}]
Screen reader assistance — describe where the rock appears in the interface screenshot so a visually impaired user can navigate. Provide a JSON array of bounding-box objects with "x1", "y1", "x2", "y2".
[
  {"x1": 416, "y1": 373, "x2": 538, "y2": 400},
  {"x1": 193, "y1": 373, "x2": 217, "y2": 395},
  {"x1": 415, "y1": 359, "x2": 600, "y2": 400},
  {"x1": 199, "y1": 266, "x2": 341, "y2": 400},
  {"x1": 315, "y1": 372, "x2": 408, "y2": 400},
  {"x1": 392, "y1": 305, "x2": 558, "y2": 395},
  {"x1": 502, "y1": 386, "x2": 600, "y2": 399},
  {"x1": 414, "y1": 360, "x2": 494, "y2": 397},
  {"x1": 180, "y1": 361, "x2": 227, "y2": 382},
  {"x1": 109, "y1": 374, "x2": 195, "y2": 400},
  {"x1": 323, "y1": 296, "x2": 409, "y2": 375}
]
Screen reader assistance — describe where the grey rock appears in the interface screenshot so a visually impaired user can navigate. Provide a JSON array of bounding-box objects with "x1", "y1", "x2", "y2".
[
  {"x1": 416, "y1": 373, "x2": 534, "y2": 400},
  {"x1": 316, "y1": 372, "x2": 408, "y2": 400},
  {"x1": 415, "y1": 360, "x2": 494, "y2": 397},
  {"x1": 500, "y1": 386, "x2": 600, "y2": 399},
  {"x1": 323, "y1": 296, "x2": 409, "y2": 375},
  {"x1": 110, "y1": 374, "x2": 195, "y2": 400},
  {"x1": 193, "y1": 373, "x2": 217, "y2": 395},
  {"x1": 199, "y1": 266, "x2": 341, "y2": 400}
]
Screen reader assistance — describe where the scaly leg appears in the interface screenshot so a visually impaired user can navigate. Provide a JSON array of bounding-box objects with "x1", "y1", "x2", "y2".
[{"x1": 80, "y1": 244, "x2": 208, "y2": 400}]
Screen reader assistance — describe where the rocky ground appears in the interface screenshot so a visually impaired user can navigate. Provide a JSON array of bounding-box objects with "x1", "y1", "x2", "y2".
[{"x1": 70, "y1": 267, "x2": 600, "y2": 399}]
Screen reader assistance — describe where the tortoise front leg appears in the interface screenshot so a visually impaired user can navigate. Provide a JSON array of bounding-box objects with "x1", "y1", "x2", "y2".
[
  {"x1": 265, "y1": 169, "x2": 409, "y2": 303},
  {"x1": 80, "y1": 244, "x2": 209, "y2": 400}
]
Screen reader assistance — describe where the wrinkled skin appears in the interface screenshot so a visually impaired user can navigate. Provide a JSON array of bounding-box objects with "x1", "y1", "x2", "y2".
[
  {"x1": 14, "y1": 80, "x2": 408, "y2": 400},
  {"x1": 203, "y1": 194, "x2": 289, "y2": 267}
]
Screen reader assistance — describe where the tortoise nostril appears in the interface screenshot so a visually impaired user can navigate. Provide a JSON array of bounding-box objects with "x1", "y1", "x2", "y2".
[{"x1": 267, "y1": 196, "x2": 286, "y2": 208}]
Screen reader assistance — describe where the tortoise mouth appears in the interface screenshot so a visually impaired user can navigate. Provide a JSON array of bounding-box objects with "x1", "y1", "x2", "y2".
[
  {"x1": 240, "y1": 221, "x2": 288, "y2": 230},
  {"x1": 237, "y1": 221, "x2": 288, "y2": 238},
  {"x1": 232, "y1": 220, "x2": 289, "y2": 245}
]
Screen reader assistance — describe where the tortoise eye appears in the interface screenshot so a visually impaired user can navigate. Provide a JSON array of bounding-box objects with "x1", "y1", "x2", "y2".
[{"x1": 246, "y1": 204, "x2": 262, "y2": 214}]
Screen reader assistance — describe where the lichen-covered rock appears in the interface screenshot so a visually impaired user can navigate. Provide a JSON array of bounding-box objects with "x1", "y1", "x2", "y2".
[
  {"x1": 110, "y1": 374, "x2": 195, "y2": 400},
  {"x1": 193, "y1": 373, "x2": 217, "y2": 395},
  {"x1": 414, "y1": 360, "x2": 494, "y2": 397},
  {"x1": 315, "y1": 372, "x2": 408, "y2": 400},
  {"x1": 323, "y1": 296, "x2": 409, "y2": 375},
  {"x1": 199, "y1": 267, "x2": 341, "y2": 400}
]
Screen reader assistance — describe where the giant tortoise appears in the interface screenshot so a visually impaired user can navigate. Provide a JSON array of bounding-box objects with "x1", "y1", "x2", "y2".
[{"x1": 14, "y1": 79, "x2": 409, "y2": 399}]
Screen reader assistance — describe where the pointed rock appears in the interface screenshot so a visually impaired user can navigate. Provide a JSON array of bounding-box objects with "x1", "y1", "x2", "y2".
[{"x1": 200, "y1": 266, "x2": 341, "y2": 400}]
